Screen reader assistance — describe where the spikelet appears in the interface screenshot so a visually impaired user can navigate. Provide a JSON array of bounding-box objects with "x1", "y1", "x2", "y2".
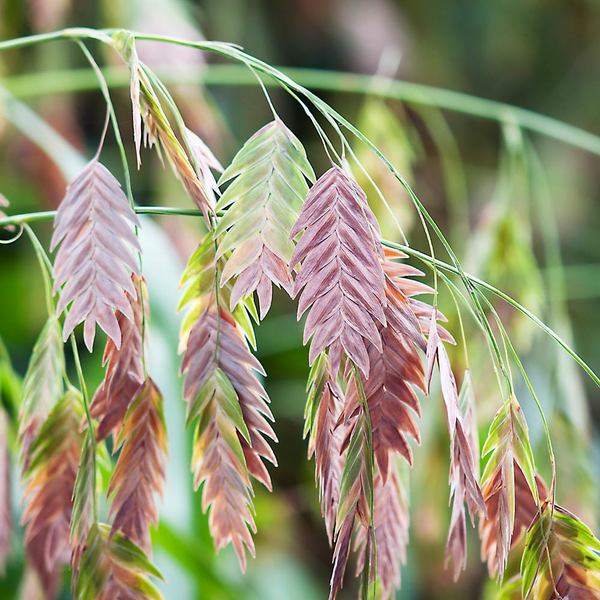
[
  {"x1": 479, "y1": 395, "x2": 537, "y2": 578},
  {"x1": 344, "y1": 250, "x2": 427, "y2": 478},
  {"x1": 75, "y1": 523, "x2": 163, "y2": 600},
  {"x1": 327, "y1": 248, "x2": 426, "y2": 597},
  {"x1": 304, "y1": 353, "x2": 345, "y2": 543},
  {"x1": 185, "y1": 127, "x2": 223, "y2": 207},
  {"x1": 426, "y1": 309, "x2": 485, "y2": 578},
  {"x1": 50, "y1": 160, "x2": 141, "y2": 351},
  {"x1": 216, "y1": 119, "x2": 314, "y2": 318},
  {"x1": 21, "y1": 387, "x2": 84, "y2": 596},
  {"x1": 480, "y1": 461, "x2": 548, "y2": 577},
  {"x1": 444, "y1": 371, "x2": 483, "y2": 580},
  {"x1": 179, "y1": 234, "x2": 275, "y2": 570},
  {"x1": 115, "y1": 32, "x2": 215, "y2": 219},
  {"x1": 181, "y1": 307, "x2": 276, "y2": 569},
  {"x1": 521, "y1": 503, "x2": 600, "y2": 599},
  {"x1": 89, "y1": 276, "x2": 147, "y2": 441},
  {"x1": 70, "y1": 430, "x2": 96, "y2": 577},
  {"x1": 329, "y1": 387, "x2": 374, "y2": 600},
  {"x1": 18, "y1": 315, "x2": 64, "y2": 467},
  {"x1": 178, "y1": 232, "x2": 257, "y2": 351},
  {"x1": 354, "y1": 469, "x2": 409, "y2": 600},
  {"x1": 290, "y1": 167, "x2": 387, "y2": 378},
  {"x1": 108, "y1": 378, "x2": 167, "y2": 553},
  {"x1": 0, "y1": 408, "x2": 10, "y2": 574}
]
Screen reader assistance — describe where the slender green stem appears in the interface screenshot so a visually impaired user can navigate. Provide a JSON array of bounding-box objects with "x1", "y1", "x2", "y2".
[
  {"x1": 437, "y1": 271, "x2": 505, "y2": 400},
  {"x1": 0, "y1": 206, "x2": 203, "y2": 227},
  {"x1": 24, "y1": 225, "x2": 54, "y2": 317}
]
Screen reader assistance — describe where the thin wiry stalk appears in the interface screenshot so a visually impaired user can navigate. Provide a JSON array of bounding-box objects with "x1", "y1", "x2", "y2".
[{"x1": 24, "y1": 226, "x2": 54, "y2": 317}]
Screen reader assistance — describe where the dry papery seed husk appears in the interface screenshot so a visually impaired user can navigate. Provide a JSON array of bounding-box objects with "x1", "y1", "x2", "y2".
[
  {"x1": 51, "y1": 160, "x2": 141, "y2": 352},
  {"x1": 216, "y1": 119, "x2": 314, "y2": 319},
  {"x1": 291, "y1": 166, "x2": 387, "y2": 379},
  {"x1": 89, "y1": 275, "x2": 147, "y2": 441},
  {"x1": 478, "y1": 395, "x2": 538, "y2": 578},
  {"x1": 425, "y1": 305, "x2": 485, "y2": 578},
  {"x1": 117, "y1": 32, "x2": 216, "y2": 220},
  {"x1": 521, "y1": 503, "x2": 600, "y2": 599},
  {"x1": 181, "y1": 305, "x2": 276, "y2": 570},
  {"x1": 354, "y1": 470, "x2": 409, "y2": 600},
  {"x1": 108, "y1": 378, "x2": 167, "y2": 554},
  {"x1": 75, "y1": 523, "x2": 163, "y2": 600},
  {"x1": 480, "y1": 461, "x2": 548, "y2": 577},
  {"x1": 327, "y1": 248, "x2": 430, "y2": 598},
  {"x1": 21, "y1": 388, "x2": 83, "y2": 597}
]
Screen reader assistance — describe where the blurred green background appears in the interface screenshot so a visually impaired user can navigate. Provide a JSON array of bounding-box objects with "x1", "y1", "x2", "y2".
[{"x1": 0, "y1": 1, "x2": 599, "y2": 598}]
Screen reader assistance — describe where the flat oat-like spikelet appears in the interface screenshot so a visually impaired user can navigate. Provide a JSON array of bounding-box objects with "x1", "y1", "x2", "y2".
[
  {"x1": 178, "y1": 232, "x2": 258, "y2": 352},
  {"x1": 108, "y1": 378, "x2": 167, "y2": 553},
  {"x1": 185, "y1": 127, "x2": 223, "y2": 207},
  {"x1": 18, "y1": 315, "x2": 64, "y2": 468},
  {"x1": 344, "y1": 251, "x2": 427, "y2": 479},
  {"x1": 70, "y1": 431, "x2": 96, "y2": 577},
  {"x1": 426, "y1": 311, "x2": 485, "y2": 578},
  {"x1": 304, "y1": 353, "x2": 345, "y2": 543},
  {"x1": 116, "y1": 33, "x2": 215, "y2": 219},
  {"x1": 480, "y1": 461, "x2": 548, "y2": 576},
  {"x1": 76, "y1": 523, "x2": 163, "y2": 600},
  {"x1": 0, "y1": 409, "x2": 10, "y2": 575},
  {"x1": 216, "y1": 119, "x2": 314, "y2": 318},
  {"x1": 89, "y1": 276, "x2": 147, "y2": 441},
  {"x1": 479, "y1": 395, "x2": 538, "y2": 578},
  {"x1": 521, "y1": 504, "x2": 600, "y2": 599},
  {"x1": 290, "y1": 166, "x2": 387, "y2": 378},
  {"x1": 181, "y1": 307, "x2": 276, "y2": 570},
  {"x1": 330, "y1": 402, "x2": 374, "y2": 600},
  {"x1": 328, "y1": 250, "x2": 425, "y2": 597},
  {"x1": 354, "y1": 469, "x2": 409, "y2": 600},
  {"x1": 51, "y1": 160, "x2": 141, "y2": 351},
  {"x1": 21, "y1": 387, "x2": 84, "y2": 597}
]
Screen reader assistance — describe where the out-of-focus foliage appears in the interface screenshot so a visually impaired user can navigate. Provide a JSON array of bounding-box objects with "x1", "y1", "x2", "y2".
[{"x1": 0, "y1": 1, "x2": 599, "y2": 599}]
